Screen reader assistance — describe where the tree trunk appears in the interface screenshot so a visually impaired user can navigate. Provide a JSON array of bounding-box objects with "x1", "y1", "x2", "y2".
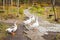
[{"x1": 52, "y1": 0, "x2": 57, "y2": 21}]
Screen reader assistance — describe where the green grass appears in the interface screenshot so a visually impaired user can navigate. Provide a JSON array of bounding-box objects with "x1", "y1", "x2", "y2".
[{"x1": 0, "y1": 22, "x2": 9, "y2": 40}]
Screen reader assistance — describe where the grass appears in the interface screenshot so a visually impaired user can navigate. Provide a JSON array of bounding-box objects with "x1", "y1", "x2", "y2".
[{"x1": 0, "y1": 22, "x2": 9, "y2": 40}]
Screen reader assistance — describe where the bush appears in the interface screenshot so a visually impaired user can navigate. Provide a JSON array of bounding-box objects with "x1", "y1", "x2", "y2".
[
  {"x1": 30, "y1": 6, "x2": 45, "y2": 16},
  {"x1": 19, "y1": 7, "x2": 24, "y2": 14}
]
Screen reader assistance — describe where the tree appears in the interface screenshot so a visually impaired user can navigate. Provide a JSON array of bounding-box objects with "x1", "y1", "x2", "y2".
[{"x1": 51, "y1": 0, "x2": 57, "y2": 21}]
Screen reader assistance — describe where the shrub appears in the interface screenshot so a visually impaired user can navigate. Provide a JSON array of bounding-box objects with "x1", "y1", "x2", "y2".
[{"x1": 30, "y1": 6, "x2": 45, "y2": 16}]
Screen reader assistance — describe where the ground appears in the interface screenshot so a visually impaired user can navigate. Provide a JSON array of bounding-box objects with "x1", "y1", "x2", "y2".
[
  {"x1": 0, "y1": 5, "x2": 60, "y2": 40},
  {"x1": 0, "y1": 18, "x2": 60, "y2": 40},
  {"x1": 0, "y1": 19, "x2": 30, "y2": 40},
  {"x1": 2, "y1": 23, "x2": 31, "y2": 40}
]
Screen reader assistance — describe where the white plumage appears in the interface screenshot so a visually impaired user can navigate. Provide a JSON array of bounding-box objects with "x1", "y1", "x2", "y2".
[
  {"x1": 31, "y1": 15, "x2": 35, "y2": 21},
  {"x1": 23, "y1": 15, "x2": 36, "y2": 25},
  {"x1": 23, "y1": 17, "x2": 32, "y2": 24},
  {"x1": 24, "y1": 8, "x2": 32, "y2": 17},
  {"x1": 30, "y1": 17, "x2": 39, "y2": 28},
  {"x1": 6, "y1": 21, "x2": 17, "y2": 33}
]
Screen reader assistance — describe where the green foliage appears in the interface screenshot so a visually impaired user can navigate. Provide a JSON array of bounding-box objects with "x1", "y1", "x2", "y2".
[
  {"x1": 19, "y1": 7, "x2": 24, "y2": 14},
  {"x1": 9, "y1": 7, "x2": 24, "y2": 15},
  {"x1": 30, "y1": 6, "x2": 45, "y2": 16},
  {"x1": 9, "y1": 7, "x2": 18, "y2": 14},
  {"x1": 30, "y1": 6, "x2": 37, "y2": 13},
  {"x1": 37, "y1": 6, "x2": 44, "y2": 15}
]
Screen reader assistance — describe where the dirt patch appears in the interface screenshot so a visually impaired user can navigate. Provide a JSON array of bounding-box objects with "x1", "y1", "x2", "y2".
[{"x1": 3, "y1": 23, "x2": 31, "y2": 40}]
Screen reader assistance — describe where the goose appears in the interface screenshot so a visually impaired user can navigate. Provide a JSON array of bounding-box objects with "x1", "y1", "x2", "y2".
[
  {"x1": 23, "y1": 15, "x2": 36, "y2": 25},
  {"x1": 24, "y1": 7, "x2": 33, "y2": 18},
  {"x1": 6, "y1": 21, "x2": 17, "y2": 35},
  {"x1": 31, "y1": 15, "x2": 35, "y2": 21},
  {"x1": 24, "y1": 8, "x2": 31, "y2": 17},
  {"x1": 30, "y1": 17, "x2": 39, "y2": 28},
  {"x1": 23, "y1": 17, "x2": 32, "y2": 25}
]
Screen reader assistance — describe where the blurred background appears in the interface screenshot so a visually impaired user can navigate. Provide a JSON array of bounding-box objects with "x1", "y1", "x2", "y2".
[{"x1": 0, "y1": 0, "x2": 60, "y2": 23}]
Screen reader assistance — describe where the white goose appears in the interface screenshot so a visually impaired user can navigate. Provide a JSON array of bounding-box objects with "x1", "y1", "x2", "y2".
[
  {"x1": 23, "y1": 17, "x2": 32, "y2": 24},
  {"x1": 23, "y1": 15, "x2": 36, "y2": 25},
  {"x1": 24, "y1": 8, "x2": 31, "y2": 17},
  {"x1": 6, "y1": 21, "x2": 17, "y2": 34},
  {"x1": 30, "y1": 17, "x2": 39, "y2": 28},
  {"x1": 31, "y1": 15, "x2": 35, "y2": 21}
]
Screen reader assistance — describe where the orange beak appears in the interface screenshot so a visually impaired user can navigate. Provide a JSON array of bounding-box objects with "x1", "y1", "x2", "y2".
[{"x1": 11, "y1": 32, "x2": 15, "y2": 36}]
